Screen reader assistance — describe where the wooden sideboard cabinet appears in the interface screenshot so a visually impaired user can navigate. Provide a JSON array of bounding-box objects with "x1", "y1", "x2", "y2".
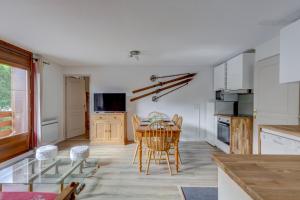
[
  {"x1": 90, "y1": 112, "x2": 127, "y2": 145},
  {"x1": 230, "y1": 117, "x2": 253, "y2": 154}
]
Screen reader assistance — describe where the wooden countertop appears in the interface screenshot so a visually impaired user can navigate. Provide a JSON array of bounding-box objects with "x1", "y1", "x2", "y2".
[
  {"x1": 213, "y1": 153, "x2": 300, "y2": 200},
  {"x1": 259, "y1": 125, "x2": 300, "y2": 138}
]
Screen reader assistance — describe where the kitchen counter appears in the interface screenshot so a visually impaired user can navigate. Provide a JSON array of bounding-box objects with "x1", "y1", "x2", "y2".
[
  {"x1": 213, "y1": 153, "x2": 300, "y2": 200},
  {"x1": 259, "y1": 125, "x2": 300, "y2": 138}
]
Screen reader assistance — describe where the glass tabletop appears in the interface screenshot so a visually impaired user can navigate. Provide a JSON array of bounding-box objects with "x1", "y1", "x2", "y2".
[{"x1": 0, "y1": 158, "x2": 99, "y2": 185}]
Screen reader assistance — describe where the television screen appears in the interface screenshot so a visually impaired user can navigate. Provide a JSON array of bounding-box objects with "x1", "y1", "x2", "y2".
[{"x1": 94, "y1": 93, "x2": 126, "y2": 112}]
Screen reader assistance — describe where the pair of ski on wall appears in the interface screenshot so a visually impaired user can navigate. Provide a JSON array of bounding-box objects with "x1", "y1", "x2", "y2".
[{"x1": 130, "y1": 73, "x2": 197, "y2": 102}]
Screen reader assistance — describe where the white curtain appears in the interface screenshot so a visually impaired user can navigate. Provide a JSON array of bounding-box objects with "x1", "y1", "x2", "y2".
[{"x1": 33, "y1": 55, "x2": 44, "y2": 147}]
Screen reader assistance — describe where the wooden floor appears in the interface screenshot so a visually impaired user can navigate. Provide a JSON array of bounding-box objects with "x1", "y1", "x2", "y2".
[{"x1": 57, "y1": 140, "x2": 219, "y2": 200}]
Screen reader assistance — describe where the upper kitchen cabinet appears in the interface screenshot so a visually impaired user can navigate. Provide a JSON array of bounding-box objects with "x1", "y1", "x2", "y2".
[
  {"x1": 226, "y1": 53, "x2": 255, "y2": 90},
  {"x1": 213, "y1": 63, "x2": 226, "y2": 91},
  {"x1": 280, "y1": 19, "x2": 300, "y2": 83}
]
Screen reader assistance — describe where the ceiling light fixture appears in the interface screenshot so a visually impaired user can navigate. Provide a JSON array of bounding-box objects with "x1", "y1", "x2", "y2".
[{"x1": 129, "y1": 50, "x2": 140, "y2": 61}]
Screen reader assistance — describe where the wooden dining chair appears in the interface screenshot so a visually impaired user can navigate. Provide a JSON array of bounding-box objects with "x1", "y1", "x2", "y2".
[
  {"x1": 131, "y1": 114, "x2": 141, "y2": 164},
  {"x1": 170, "y1": 116, "x2": 183, "y2": 165},
  {"x1": 172, "y1": 114, "x2": 179, "y2": 123},
  {"x1": 176, "y1": 116, "x2": 183, "y2": 129},
  {"x1": 145, "y1": 120, "x2": 174, "y2": 175}
]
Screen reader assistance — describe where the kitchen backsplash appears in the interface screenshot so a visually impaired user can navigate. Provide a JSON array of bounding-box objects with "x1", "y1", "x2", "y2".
[{"x1": 238, "y1": 94, "x2": 254, "y2": 116}]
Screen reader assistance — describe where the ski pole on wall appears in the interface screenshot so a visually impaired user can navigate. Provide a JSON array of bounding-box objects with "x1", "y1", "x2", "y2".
[
  {"x1": 150, "y1": 73, "x2": 190, "y2": 82},
  {"x1": 152, "y1": 83, "x2": 189, "y2": 102},
  {"x1": 132, "y1": 73, "x2": 196, "y2": 94},
  {"x1": 130, "y1": 78, "x2": 193, "y2": 102},
  {"x1": 130, "y1": 71, "x2": 197, "y2": 102}
]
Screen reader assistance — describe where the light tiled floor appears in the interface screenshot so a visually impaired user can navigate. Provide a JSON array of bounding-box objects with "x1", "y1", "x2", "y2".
[{"x1": 57, "y1": 140, "x2": 218, "y2": 200}]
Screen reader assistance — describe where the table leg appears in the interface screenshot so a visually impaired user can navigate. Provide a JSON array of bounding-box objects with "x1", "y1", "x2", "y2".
[
  {"x1": 60, "y1": 183, "x2": 64, "y2": 192},
  {"x1": 28, "y1": 184, "x2": 33, "y2": 192},
  {"x1": 32, "y1": 162, "x2": 35, "y2": 174},
  {"x1": 55, "y1": 164, "x2": 59, "y2": 174},
  {"x1": 80, "y1": 163, "x2": 83, "y2": 174},
  {"x1": 138, "y1": 139, "x2": 142, "y2": 173},
  {"x1": 175, "y1": 140, "x2": 179, "y2": 173}
]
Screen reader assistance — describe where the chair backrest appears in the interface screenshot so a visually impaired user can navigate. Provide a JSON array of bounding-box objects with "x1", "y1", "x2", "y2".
[
  {"x1": 144, "y1": 120, "x2": 174, "y2": 151},
  {"x1": 172, "y1": 114, "x2": 179, "y2": 123},
  {"x1": 176, "y1": 116, "x2": 183, "y2": 129},
  {"x1": 132, "y1": 114, "x2": 141, "y2": 141},
  {"x1": 148, "y1": 111, "x2": 168, "y2": 119}
]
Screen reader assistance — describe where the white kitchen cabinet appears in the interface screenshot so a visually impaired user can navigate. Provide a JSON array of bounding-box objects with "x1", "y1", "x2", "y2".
[
  {"x1": 260, "y1": 131, "x2": 300, "y2": 155},
  {"x1": 280, "y1": 19, "x2": 300, "y2": 83},
  {"x1": 213, "y1": 63, "x2": 226, "y2": 91},
  {"x1": 226, "y1": 53, "x2": 254, "y2": 90}
]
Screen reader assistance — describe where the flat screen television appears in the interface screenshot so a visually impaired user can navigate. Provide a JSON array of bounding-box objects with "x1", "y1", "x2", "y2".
[{"x1": 94, "y1": 93, "x2": 126, "y2": 112}]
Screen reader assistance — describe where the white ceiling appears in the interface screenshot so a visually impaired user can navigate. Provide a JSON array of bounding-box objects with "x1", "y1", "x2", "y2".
[{"x1": 1, "y1": 0, "x2": 300, "y2": 68}]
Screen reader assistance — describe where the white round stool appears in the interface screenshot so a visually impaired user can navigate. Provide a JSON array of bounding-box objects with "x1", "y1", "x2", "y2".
[
  {"x1": 70, "y1": 146, "x2": 89, "y2": 173},
  {"x1": 35, "y1": 145, "x2": 58, "y2": 173},
  {"x1": 70, "y1": 146, "x2": 90, "y2": 161},
  {"x1": 36, "y1": 145, "x2": 58, "y2": 161}
]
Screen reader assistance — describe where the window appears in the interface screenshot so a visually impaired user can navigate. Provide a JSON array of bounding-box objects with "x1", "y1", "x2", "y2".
[
  {"x1": 0, "y1": 40, "x2": 33, "y2": 162},
  {"x1": 0, "y1": 64, "x2": 29, "y2": 138}
]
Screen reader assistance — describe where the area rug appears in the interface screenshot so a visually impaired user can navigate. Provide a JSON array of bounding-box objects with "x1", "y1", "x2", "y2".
[{"x1": 180, "y1": 187, "x2": 218, "y2": 200}]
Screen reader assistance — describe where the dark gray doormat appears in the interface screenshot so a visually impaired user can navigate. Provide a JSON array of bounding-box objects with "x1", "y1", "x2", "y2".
[{"x1": 180, "y1": 187, "x2": 218, "y2": 200}]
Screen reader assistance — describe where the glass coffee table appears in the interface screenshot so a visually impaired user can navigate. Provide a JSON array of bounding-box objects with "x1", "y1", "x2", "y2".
[{"x1": 0, "y1": 157, "x2": 100, "y2": 192}]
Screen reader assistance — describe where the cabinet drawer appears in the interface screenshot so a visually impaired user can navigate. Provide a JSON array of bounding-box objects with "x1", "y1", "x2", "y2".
[
  {"x1": 109, "y1": 115, "x2": 124, "y2": 121},
  {"x1": 92, "y1": 114, "x2": 123, "y2": 121}
]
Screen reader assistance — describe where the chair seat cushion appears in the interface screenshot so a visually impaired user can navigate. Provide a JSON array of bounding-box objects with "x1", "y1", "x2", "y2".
[
  {"x1": 0, "y1": 192, "x2": 57, "y2": 200},
  {"x1": 36, "y1": 145, "x2": 58, "y2": 161},
  {"x1": 70, "y1": 145, "x2": 89, "y2": 161}
]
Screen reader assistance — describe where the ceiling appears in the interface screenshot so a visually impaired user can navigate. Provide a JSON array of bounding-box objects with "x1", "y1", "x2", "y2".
[{"x1": 1, "y1": 0, "x2": 300, "y2": 68}]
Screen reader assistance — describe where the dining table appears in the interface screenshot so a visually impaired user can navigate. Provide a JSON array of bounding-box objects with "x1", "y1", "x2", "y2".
[{"x1": 135, "y1": 119, "x2": 181, "y2": 173}]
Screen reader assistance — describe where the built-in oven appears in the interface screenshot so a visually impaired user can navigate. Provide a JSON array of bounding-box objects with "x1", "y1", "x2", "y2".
[{"x1": 217, "y1": 116, "x2": 230, "y2": 145}]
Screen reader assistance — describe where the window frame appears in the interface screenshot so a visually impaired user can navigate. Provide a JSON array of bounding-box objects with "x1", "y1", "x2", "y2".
[{"x1": 0, "y1": 40, "x2": 33, "y2": 162}]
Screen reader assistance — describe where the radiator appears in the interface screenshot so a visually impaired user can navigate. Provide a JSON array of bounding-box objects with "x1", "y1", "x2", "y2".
[{"x1": 41, "y1": 119, "x2": 59, "y2": 144}]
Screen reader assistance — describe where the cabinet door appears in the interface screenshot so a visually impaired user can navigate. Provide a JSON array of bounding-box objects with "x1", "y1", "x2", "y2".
[
  {"x1": 214, "y1": 63, "x2": 226, "y2": 91},
  {"x1": 227, "y1": 53, "x2": 254, "y2": 90},
  {"x1": 231, "y1": 118, "x2": 252, "y2": 154},
  {"x1": 280, "y1": 19, "x2": 300, "y2": 83},
  {"x1": 109, "y1": 120, "x2": 123, "y2": 142},
  {"x1": 230, "y1": 119, "x2": 241, "y2": 154},
  {"x1": 227, "y1": 55, "x2": 243, "y2": 90},
  {"x1": 94, "y1": 120, "x2": 109, "y2": 141}
]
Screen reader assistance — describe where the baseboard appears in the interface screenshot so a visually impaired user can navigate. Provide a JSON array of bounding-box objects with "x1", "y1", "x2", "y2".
[{"x1": 0, "y1": 150, "x2": 34, "y2": 169}]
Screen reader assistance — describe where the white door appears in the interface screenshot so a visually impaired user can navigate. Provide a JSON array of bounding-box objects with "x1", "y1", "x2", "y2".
[
  {"x1": 253, "y1": 55, "x2": 299, "y2": 153},
  {"x1": 66, "y1": 77, "x2": 86, "y2": 138}
]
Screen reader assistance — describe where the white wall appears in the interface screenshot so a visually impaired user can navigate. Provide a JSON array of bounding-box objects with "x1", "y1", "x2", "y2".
[
  {"x1": 41, "y1": 61, "x2": 64, "y2": 143},
  {"x1": 63, "y1": 65, "x2": 214, "y2": 141},
  {"x1": 255, "y1": 35, "x2": 280, "y2": 62}
]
